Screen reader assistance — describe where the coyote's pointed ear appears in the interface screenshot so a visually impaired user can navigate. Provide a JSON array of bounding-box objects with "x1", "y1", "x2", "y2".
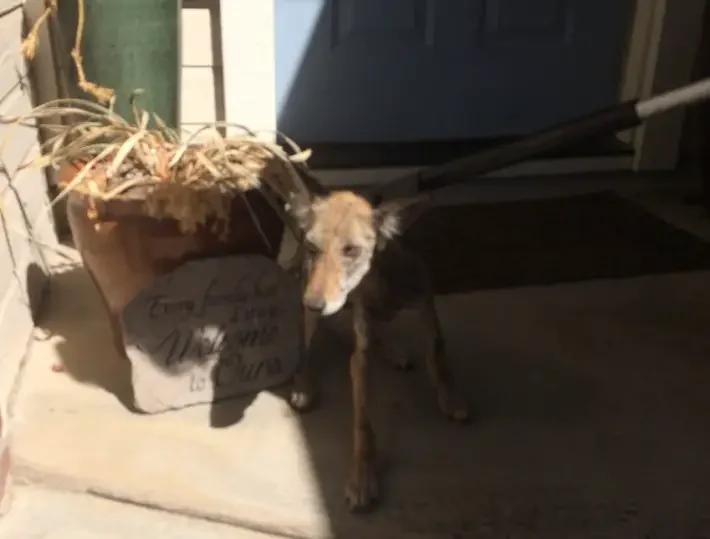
[
  {"x1": 373, "y1": 195, "x2": 429, "y2": 245},
  {"x1": 286, "y1": 192, "x2": 320, "y2": 230},
  {"x1": 373, "y1": 199, "x2": 404, "y2": 240}
]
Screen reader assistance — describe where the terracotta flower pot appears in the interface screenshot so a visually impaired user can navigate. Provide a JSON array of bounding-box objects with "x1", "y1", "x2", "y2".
[{"x1": 60, "y1": 162, "x2": 286, "y2": 356}]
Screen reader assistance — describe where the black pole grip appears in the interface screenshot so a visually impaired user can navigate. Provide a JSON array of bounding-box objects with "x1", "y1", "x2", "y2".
[
  {"x1": 369, "y1": 100, "x2": 642, "y2": 201},
  {"x1": 420, "y1": 100, "x2": 642, "y2": 192}
]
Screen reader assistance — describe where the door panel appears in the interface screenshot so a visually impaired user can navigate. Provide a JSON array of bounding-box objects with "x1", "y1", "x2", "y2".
[{"x1": 275, "y1": 0, "x2": 633, "y2": 143}]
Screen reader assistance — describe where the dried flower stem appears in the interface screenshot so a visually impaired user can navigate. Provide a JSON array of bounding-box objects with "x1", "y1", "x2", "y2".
[
  {"x1": 70, "y1": 0, "x2": 114, "y2": 103},
  {"x1": 20, "y1": 0, "x2": 57, "y2": 60},
  {"x1": 20, "y1": 0, "x2": 115, "y2": 103}
]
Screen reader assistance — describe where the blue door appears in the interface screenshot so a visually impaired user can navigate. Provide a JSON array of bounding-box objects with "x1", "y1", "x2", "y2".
[{"x1": 275, "y1": 0, "x2": 633, "y2": 143}]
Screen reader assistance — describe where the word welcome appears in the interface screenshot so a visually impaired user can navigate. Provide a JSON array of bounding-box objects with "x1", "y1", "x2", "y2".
[
  {"x1": 147, "y1": 324, "x2": 281, "y2": 368},
  {"x1": 189, "y1": 356, "x2": 283, "y2": 393}
]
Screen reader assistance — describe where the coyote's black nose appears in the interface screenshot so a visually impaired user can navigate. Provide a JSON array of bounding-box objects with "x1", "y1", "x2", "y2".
[{"x1": 304, "y1": 296, "x2": 326, "y2": 312}]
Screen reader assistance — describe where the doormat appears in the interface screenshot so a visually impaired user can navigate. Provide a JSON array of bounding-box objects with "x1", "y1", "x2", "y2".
[{"x1": 402, "y1": 192, "x2": 710, "y2": 294}]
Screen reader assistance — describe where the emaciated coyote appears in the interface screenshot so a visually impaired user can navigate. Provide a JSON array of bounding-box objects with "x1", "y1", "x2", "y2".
[{"x1": 286, "y1": 185, "x2": 469, "y2": 512}]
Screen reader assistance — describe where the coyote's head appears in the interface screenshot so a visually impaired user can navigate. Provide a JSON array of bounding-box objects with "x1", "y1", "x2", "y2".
[{"x1": 289, "y1": 190, "x2": 408, "y2": 316}]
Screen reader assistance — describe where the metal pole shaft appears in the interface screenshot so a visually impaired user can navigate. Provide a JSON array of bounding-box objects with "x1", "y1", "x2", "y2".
[{"x1": 636, "y1": 78, "x2": 710, "y2": 120}]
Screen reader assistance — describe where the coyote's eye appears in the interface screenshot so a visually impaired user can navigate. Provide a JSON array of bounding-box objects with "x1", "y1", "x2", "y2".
[
  {"x1": 342, "y1": 244, "x2": 361, "y2": 258},
  {"x1": 304, "y1": 241, "x2": 320, "y2": 255}
]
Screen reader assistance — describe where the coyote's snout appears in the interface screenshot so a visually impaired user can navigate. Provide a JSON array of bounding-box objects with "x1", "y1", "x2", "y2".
[{"x1": 286, "y1": 189, "x2": 470, "y2": 513}]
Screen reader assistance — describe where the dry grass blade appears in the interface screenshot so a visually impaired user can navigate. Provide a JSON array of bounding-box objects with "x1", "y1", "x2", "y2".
[
  {"x1": 104, "y1": 177, "x2": 162, "y2": 199},
  {"x1": 9, "y1": 98, "x2": 120, "y2": 120},
  {"x1": 130, "y1": 89, "x2": 147, "y2": 125},
  {"x1": 153, "y1": 113, "x2": 180, "y2": 143},
  {"x1": 194, "y1": 149, "x2": 223, "y2": 180},
  {"x1": 106, "y1": 130, "x2": 147, "y2": 178},
  {"x1": 239, "y1": 191, "x2": 273, "y2": 254},
  {"x1": 289, "y1": 148, "x2": 312, "y2": 163},
  {"x1": 168, "y1": 142, "x2": 190, "y2": 168},
  {"x1": 53, "y1": 145, "x2": 117, "y2": 206},
  {"x1": 139, "y1": 110, "x2": 150, "y2": 130}
]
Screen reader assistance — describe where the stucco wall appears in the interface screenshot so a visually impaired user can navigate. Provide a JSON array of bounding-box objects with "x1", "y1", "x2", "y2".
[{"x1": 0, "y1": 0, "x2": 57, "y2": 506}]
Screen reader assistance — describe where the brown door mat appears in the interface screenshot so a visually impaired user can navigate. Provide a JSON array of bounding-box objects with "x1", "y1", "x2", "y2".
[{"x1": 401, "y1": 192, "x2": 710, "y2": 295}]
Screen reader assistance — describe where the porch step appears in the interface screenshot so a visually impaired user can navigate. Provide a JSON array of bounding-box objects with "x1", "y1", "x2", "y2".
[{"x1": 0, "y1": 486, "x2": 271, "y2": 539}]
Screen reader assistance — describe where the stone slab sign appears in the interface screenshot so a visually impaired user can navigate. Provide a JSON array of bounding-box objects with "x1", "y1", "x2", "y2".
[{"x1": 120, "y1": 255, "x2": 302, "y2": 413}]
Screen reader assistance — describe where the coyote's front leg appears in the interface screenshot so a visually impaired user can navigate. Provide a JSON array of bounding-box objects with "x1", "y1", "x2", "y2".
[
  {"x1": 289, "y1": 306, "x2": 319, "y2": 412},
  {"x1": 345, "y1": 301, "x2": 379, "y2": 512}
]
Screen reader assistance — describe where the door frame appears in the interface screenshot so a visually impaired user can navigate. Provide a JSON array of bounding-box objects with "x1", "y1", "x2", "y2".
[
  {"x1": 620, "y1": 0, "x2": 707, "y2": 171},
  {"x1": 216, "y1": 0, "x2": 706, "y2": 186}
]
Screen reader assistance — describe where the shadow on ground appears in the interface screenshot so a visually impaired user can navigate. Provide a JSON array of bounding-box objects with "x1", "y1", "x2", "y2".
[
  {"x1": 34, "y1": 262, "x2": 137, "y2": 411},
  {"x1": 293, "y1": 277, "x2": 710, "y2": 538},
  {"x1": 35, "y1": 261, "x2": 270, "y2": 427}
]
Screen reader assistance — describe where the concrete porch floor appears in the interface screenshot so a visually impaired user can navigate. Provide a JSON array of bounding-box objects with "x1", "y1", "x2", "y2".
[{"x1": 4, "y1": 188, "x2": 710, "y2": 538}]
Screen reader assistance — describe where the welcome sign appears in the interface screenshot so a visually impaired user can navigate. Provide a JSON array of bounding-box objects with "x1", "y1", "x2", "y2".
[{"x1": 121, "y1": 255, "x2": 302, "y2": 413}]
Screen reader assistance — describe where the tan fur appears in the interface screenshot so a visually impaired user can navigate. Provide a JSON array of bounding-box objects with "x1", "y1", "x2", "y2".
[
  {"x1": 301, "y1": 192, "x2": 377, "y2": 315},
  {"x1": 288, "y1": 190, "x2": 469, "y2": 513}
]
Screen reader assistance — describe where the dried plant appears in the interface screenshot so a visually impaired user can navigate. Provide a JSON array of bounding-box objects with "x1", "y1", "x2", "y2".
[{"x1": 1, "y1": 93, "x2": 311, "y2": 249}]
